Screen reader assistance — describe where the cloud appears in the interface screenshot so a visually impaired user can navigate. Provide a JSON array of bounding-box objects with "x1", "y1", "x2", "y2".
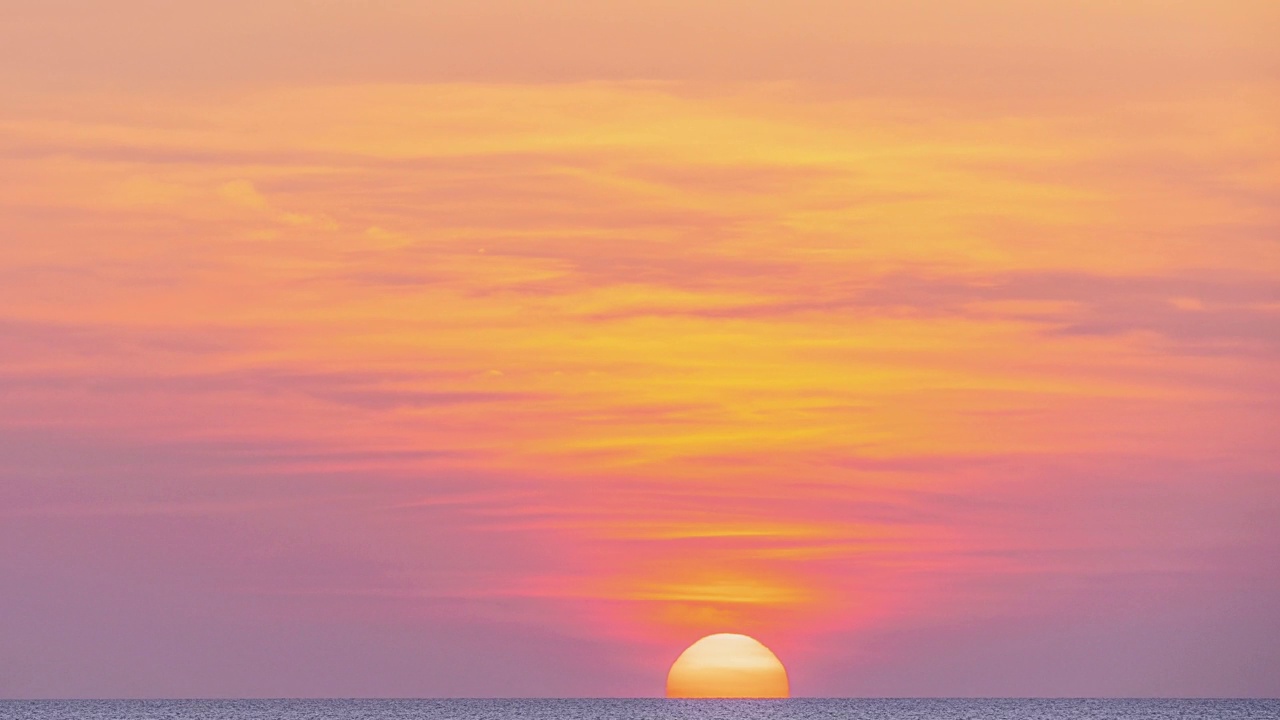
[
  {"x1": 577, "y1": 268, "x2": 1280, "y2": 354},
  {"x1": 4, "y1": 1, "x2": 1275, "y2": 107},
  {"x1": 0, "y1": 318, "x2": 260, "y2": 357},
  {"x1": 0, "y1": 364, "x2": 538, "y2": 410}
]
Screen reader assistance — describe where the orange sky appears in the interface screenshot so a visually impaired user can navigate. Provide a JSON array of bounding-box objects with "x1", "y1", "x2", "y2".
[{"x1": 1, "y1": 0, "x2": 1278, "y2": 698}]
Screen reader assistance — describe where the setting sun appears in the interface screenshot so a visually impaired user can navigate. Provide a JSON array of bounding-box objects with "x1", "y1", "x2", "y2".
[{"x1": 666, "y1": 634, "x2": 790, "y2": 698}]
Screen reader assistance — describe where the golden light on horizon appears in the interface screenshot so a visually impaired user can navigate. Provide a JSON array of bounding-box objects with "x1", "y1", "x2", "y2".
[{"x1": 666, "y1": 633, "x2": 790, "y2": 698}]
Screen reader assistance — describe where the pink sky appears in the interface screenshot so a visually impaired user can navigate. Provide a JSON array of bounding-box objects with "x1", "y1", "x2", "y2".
[{"x1": 1, "y1": 0, "x2": 1278, "y2": 698}]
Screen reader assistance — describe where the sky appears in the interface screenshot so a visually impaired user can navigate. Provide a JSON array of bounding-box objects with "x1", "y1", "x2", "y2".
[{"x1": 1, "y1": 0, "x2": 1278, "y2": 699}]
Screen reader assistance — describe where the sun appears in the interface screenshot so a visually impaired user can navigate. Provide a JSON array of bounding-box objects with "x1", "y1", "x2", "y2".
[{"x1": 666, "y1": 633, "x2": 790, "y2": 698}]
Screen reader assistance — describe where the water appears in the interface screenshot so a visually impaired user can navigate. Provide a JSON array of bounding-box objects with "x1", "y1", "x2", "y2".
[{"x1": 1, "y1": 699, "x2": 1277, "y2": 720}]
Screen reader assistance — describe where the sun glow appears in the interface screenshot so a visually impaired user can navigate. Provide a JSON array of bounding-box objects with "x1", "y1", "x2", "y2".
[{"x1": 666, "y1": 633, "x2": 790, "y2": 698}]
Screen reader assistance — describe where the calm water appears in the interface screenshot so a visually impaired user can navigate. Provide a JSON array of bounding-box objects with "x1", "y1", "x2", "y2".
[{"x1": 0, "y1": 700, "x2": 1277, "y2": 720}]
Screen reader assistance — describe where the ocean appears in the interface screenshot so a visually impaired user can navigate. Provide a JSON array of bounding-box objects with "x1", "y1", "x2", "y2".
[{"x1": 1, "y1": 699, "x2": 1277, "y2": 720}]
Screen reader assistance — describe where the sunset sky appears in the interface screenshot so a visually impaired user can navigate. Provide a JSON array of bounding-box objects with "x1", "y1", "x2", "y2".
[{"x1": 2, "y1": 0, "x2": 1278, "y2": 699}]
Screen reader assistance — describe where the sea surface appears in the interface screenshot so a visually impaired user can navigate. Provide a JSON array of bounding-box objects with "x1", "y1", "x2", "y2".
[{"x1": 1, "y1": 699, "x2": 1277, "y2": 720}]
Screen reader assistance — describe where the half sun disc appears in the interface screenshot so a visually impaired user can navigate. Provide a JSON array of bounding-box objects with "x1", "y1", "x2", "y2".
[{"x1": 666, "y1": 633, "x2": 790, "y2": 698}]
